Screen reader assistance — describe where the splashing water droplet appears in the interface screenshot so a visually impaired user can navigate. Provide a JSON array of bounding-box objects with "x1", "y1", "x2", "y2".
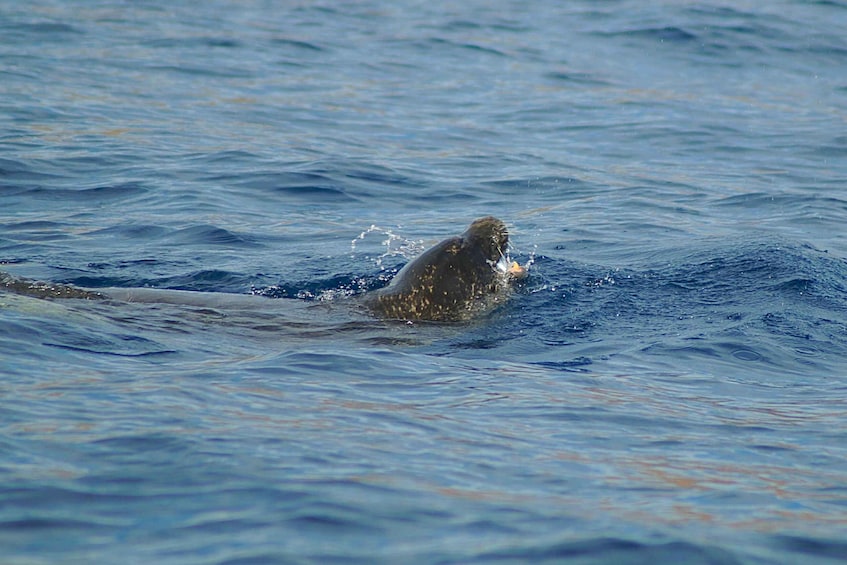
[{"x1": 350, "y1": 225, "x2": 424, "y2": 269}]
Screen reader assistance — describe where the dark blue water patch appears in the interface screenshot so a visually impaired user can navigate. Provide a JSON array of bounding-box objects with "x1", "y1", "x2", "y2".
[
  {"x1": 529, "y1": 358, "x2": 594, "y2": 373},
  {"x1": 143, "y1": 63, "x2": 257, "y2": 79},
  {"x1": 272, "y1": 183, "x2": 358, "y2": 203},
  {"x1": 0, "y1": 319, "x2": 49, "y2": 356},
  {"x1": 805, "y1": 41, "x2": 847, "y2": 60},
  {"x1": 339, "y1": 161, "x2": 427, "y2": 193},
  {"x1": 543, "y1": 70, "x2": 611, "y2": 87},
  {"x1": 43, "y1": 327, "x2": 174, "y2": 357},
  {"x1": 220, "y1": 171, "x2": 358, "y2": 203},
  {"x1": 270, "y1": 38, "x2": 325, "y2": 52},
  {"x1": 180, "y1": 150, "x2": 268, "y2": 170},
  {"x1": 627, "y1": 26, "x2": 699, "y2": 43},
  {"x1": 0, "y1": 516, "x2": 104, "y2": 532},
  {"x1": 0, "y1": 157, "x2": 66, "y2": 183},
  {"x1": 64, "y1": 269, "x2": 259, "y2": 295},
  {"x1": 167, "y1": 225, "x2": 261, "y2": 248},
  {"x1": 212, "y1": 160, "x2": 432, "y2": 205},
  {"x1": 480, "y1": 176, "x2": 604, "y2": 199},
  {"x1": 252, "y1": 271, "x2": 381, "y2": 300},
  {"x1": 712, "y1": 192, "x2": 847, "y2": 214},
  {"x1": 90, "y1": 433, "x2": 205, "y2": 464},
  {"x1": 437, "y1": 16, "x2": 532, "y2": 35},
  {"x1": 6, "y1": 182, "x2": 149, "y2": 204},
  {"x1": 57, "y1": 258, "x2": 186, "y2": 289},
  {"x1": 145, "y1": 37, "x2": 245, "y2": 50},
  {"x1": 152, "y1": 270, "x2": 258, "y2": 293},
  {"x1": 591, "y1": 22, "x2": 703, "y2": 48},
  {"x1": 0, "y1": 21, "x2": 83, "y2": 42},
  {"x1": 772, "y1": 534, "x2": 847, "y2": 561},
  {"x1": 64, "y1": 249, "x2": 385, "y2": 296},
  {"x1": 435, "y1": 240, "x2": 847, "y2": 377},
  {"x1": 0, "y1": 485, "x2": 213, "y2": 560},
  {"x1": 810, "y1": 136, "x2": 847, "y2": 158},
  {"x1": 680, "y1": 6, "x2": 791, "y2": 49},
  {"x1": 476, "y1": 537, "x2": 742, "y2": 565},
  {"x1": 85, "y1": 223, "x2": 263, "y2": 249},
  {"x1": 88, "y1": 224, "x2": 171, "y2": 241},
  {"x1": 424, "y1": 37, "x2": 509, "y2": 58},
  {"x1": 0, "y1": 303, "x2": 173, "y2": 357},
  {"x1": 0, "y1": 220, "x2": 63, "y2": 232},
  {"x1": 1, "y1": 102, "x2": 76, "y2": 124},
  {"x1": 0, "y1": 220, "x2": 74, "y2": 242},
  {"x1": 588, "y1": 6, "x2": 847, "y2": 69}
]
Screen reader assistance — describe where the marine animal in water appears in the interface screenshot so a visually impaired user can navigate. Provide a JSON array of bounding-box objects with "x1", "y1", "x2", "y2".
[
  {"x1": 0, "y1": 217, "x2": 526, "y2": 322},
  {"x1": 364, "y1": 216, "x2": 526, "y2": 321}
]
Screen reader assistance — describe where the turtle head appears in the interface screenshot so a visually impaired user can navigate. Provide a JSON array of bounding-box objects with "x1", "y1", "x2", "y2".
[{"x1": 463, "y1": 216, "x2": 508, "y2": 263}]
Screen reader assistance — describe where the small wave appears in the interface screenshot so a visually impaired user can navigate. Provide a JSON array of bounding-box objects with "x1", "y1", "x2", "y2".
[
  {"x1": 544, "y1": 70, "x2": 610, "y2": 86},
  {"x1": 89, "y1": 224, "x2": 169, "y2": 240},
  {"x1": 233, "y1": 171, "x2": 359, "y2": 203},
  {"x1": 480, "y1": 537, "x2": 738, "y2": 563},
  {"x1": 19, "y1": 182, "x2": 149, "y2": 203},
  {"x1": 271, "y1": 38, "x2": 325, "y2": 52},
  {"x1": 515, "y1": 239, "x2": 847, "y2": 376},
  {"x1": 90, "y1": 223, "x2": 260, "y2": 252},
  {"x1": 621, "y1": 26, "x2": 699, "y2": 43},
  {"x1": 416, "y1": 37, "x2": 508, "y2": 58},
  {"x1": 42, "y1": 326, "x2": 174, "y2": 357},
  {"x1": 773, "y1": 534, "x2": 847, "y2": 561},
  {"x1": 168, "y1": 225, "x2": 259, "y2": 247},
  {"x1": 146, "y1": 37, "x2": 244, "y2": 49},
  {"x1": 1, "y1": 22, "x2": 82, "y2": 41},
  {"x1": 0, "y1": 158, "x2": 66, "y2": 183},
  {"x1": 1, "y1": 220, "x2": 70, "y2": 233},
  {"x1": 145, "y1": 64, "x2": 254, "y2": 79}
]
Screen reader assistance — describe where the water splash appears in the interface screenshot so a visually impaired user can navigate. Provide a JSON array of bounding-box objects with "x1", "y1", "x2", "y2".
[
  {"x1": 350, "y1": 225, "x2": 424, "y2": 270},
  {"x1": 494, "y1": 242, "x2": 536, "y2": 277}
]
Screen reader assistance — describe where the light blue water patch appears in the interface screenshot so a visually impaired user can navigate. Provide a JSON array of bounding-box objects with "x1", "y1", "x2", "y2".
[{"x1": 2, "y1": 0, "x2": 847, "y2": 563}]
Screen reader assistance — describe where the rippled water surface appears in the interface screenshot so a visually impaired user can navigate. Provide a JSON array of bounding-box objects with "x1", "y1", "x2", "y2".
[{"x1": 2, "y1": 1, "x2": 847, "y2": 563}]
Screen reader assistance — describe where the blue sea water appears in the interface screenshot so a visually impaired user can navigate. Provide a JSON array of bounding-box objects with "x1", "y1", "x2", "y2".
[{"x1": 2, "y1": 0, "x2": 847, "y2": 563}]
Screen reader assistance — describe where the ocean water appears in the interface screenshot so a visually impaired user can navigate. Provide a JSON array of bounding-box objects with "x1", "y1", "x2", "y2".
[{"x1": 2, "y1": 0, "x2": 847, "y2": 563}]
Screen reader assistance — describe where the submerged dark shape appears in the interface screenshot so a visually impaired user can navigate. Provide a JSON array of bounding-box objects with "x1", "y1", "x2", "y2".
[
  {"x1": 0, "y1": 272, "x2": 104, "y2": 300},
  {"x1": 365, "y1": 216, "x2": 522, "y2": 322}
]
